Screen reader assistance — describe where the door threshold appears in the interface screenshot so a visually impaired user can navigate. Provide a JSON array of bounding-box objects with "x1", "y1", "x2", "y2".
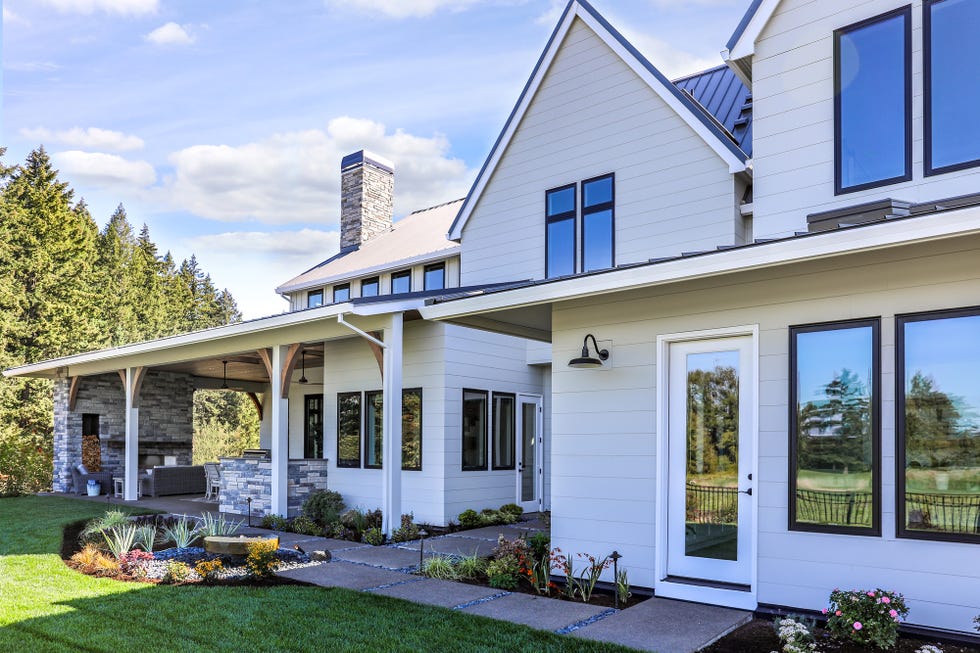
[{"x1": 664, "y1": 575, "x2": 751, "y2": 592}]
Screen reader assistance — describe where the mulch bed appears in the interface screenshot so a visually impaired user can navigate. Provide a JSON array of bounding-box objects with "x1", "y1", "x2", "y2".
[{"x1": 702, "y1": 618, "x2": 980, "y2": 653}]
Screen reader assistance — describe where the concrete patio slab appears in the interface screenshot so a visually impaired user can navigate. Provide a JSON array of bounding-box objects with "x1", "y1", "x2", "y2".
[
  {"x1": 571, "y1": 597, "x2": 751, "y2": 653},
  {"x1": 334, "y1": 545, "x2": 424, "y2": 569},
  {"x1": 461, "y1": 592, "x2": 609, "y2": 632},
  {"x1": 277, "y1": 560, "x2": 410, "y2": 590},
  {"x1": 370, "y1": 577, "x2": 503, "y2": 608}
]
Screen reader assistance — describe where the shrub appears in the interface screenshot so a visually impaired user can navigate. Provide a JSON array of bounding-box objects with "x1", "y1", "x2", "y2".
[
  {"x1": 772, "y1": 617, "x2": 816, "y2": 653},
  {"x1": 245, "y1": 540, "x2": 281, "y2": 578},
  {"x1": 499, "y1": 503, "x2": 523, "y2": 517},
  {"x1": 302, "y1": 490, "x2": 345, "y2": 527},
  {"x1": 194, "y1": 559, "x2": 224, "y2": 584},
  {"x1": 133, "y1": 525, "x2": 157, "y2": 553},
  {"x1": 527, "y1": 532, "x2": 550, "y2": 560},
  {"x1": 161, "y1": 515, "x2": 199, "y2": 548},
  {"x1": 329, "y1": 523, "x2": 357, "y2": 541},
  {"x1": 421, "y1": 556, "x2": 458, "y2": 580},
  {"x1": 71, "y1": 544, "x2": 120, "y2": 576},
  {"x1": 458, "y1": 509, "x2": 481, "y2": 529},
  {"x1": 391, "y1": 514, "x2": 421, "y2": 543},
  {"x1": 102, "y1": 523, "x2": 138, "y2": 560},
  {"x1": 362, "y1": 527, "x2": 385, "y2": 546},
  {"x1": 486, "y1": 557, "x2": 520, "y2": 589},
  {"x1": 824, "y1": 588, "x2": 909, "y2": 650},
  {"x1": 492, "y1": 534, "x2": 529, "y2": 561},
  {"x1": 197, "y1": 512, "x2": 243, "y2": 538},
  {"x1": 161, "y1": 560, "x2": 191, "y2": 584},
  {"x1": 290, "y1": 515, "x2": 322, "y2": 536},
  {"x1": 261, "y1": 514, "x2": 289, "y2": 531},
  {"x1": 455, "y1": 553, "x2": 487, "y2": 580}
]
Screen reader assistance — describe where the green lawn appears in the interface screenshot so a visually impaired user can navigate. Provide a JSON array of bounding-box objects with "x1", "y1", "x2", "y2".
[{"x1": 0, "y1": 496, "x2": 635, "y2": 653}]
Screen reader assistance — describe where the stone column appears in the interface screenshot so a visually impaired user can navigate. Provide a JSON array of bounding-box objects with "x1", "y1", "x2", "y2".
[{"x1": 52, "y1": 378, "x2": 74, "y2": 493}]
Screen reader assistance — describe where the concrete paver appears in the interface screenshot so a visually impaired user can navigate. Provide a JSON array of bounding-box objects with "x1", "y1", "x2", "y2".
[
  {"x1": 397, "y1": 535, "x2": 497, "y2": 558},
  {"x1": 461, "y1": 592, "x2": 610, "y2": 632},
  {"x1": 277, "y1": 560, "x2": 410, "y2": 590},
  {"x1": 334, "y1": 545, "x2": 425, "y2": 569},
  {"x1": 369, "y1": 577, "x2": 503, "y2": 608}
]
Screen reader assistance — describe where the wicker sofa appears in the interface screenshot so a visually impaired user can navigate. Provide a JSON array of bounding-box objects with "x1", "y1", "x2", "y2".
[
  {"x1": 142, "y1": 465, "x2": 206, "y2": 497},
  {"x1": 70, "y1": 466, "x2": 114, "y2": 496}
]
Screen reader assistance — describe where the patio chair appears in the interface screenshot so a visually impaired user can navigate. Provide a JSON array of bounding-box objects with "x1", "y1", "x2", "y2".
[{"x1": 204, "y1": 462, "x2": 221, "y2": 501}]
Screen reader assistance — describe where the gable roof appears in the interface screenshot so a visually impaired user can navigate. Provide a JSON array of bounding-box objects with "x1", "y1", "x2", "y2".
[
  {"x1": 674, "y1": 65, "x2": 753, "y2": 157},
  {"x1": 723, "y1": 0, "x2": 779, "y2": 78},
  {"x1": 447, "y1": 0, "x2": 750, "y2": 241},
  {"x1": 275, "y1": 199, "x2": 464, "y2": 295}
]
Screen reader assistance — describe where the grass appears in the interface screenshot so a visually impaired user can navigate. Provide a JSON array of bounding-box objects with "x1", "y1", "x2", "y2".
[{"x1": 0, "y1": 496, "x2": 636, "y2": 653}]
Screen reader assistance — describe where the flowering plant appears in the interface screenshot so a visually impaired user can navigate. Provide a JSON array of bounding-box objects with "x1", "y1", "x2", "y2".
[
  {"x1": 118, "y1": 549, "x2": 154, "y2": 577},
  {"x1": 824, "y1": 588, "x2": 909, "y2": 649},
  {"x1": 772, "y1": 617, "x2": 816, "y2": 653}
]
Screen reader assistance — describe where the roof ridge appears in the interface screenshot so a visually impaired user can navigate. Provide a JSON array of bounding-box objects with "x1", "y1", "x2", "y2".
[
  {"x1": 408, "y1": 197, "x2": 466, "y2": 216},
  {"x1": 671, "y1": 63, "x2": 728, "y2": 84}
]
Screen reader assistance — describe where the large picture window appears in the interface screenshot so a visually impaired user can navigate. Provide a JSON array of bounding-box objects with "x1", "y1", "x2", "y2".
[
  {"x1": 492, "y1": 393, "x2": 516, "y2": 470},
  {"x1": 402, "y1": 388, "x2": 423, "y2": 471},
  {"x1": 834, "y1": 7, "x2": 911, "y2": 194},
  {"x1": 546, "y1": 185, "x2": 576, "y2": 278},
  {"x1": 581, "y1": 174, "x2": 614, "y2": 272},
  {"x1": 924, "y1": 0, "x2": 980, "y2": 175},
  {"x1": 336, "y1": 392, "x2": 361, "y2": 468},
  {"x1": 897, "y1": 308, "x2": 980, "y2": 543},
  {"x1": 364, "y1": 390, "x2": 383, "y2": 469},
  {"x1": 790, "y1": 320, "x2": 880, "y2": 535},
  {"x1": 462, "y1": 389, "x2": 488, "y2": 471}
]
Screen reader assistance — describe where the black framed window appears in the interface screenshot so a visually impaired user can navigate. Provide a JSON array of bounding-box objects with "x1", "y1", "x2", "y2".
[
  {"x1": 361, "y1": 277, "x2": 380, "y2": 298},
  {"x1": 581, "y1": 174, "x2": 614, "y2": 272},
  {"x1": 546, "y1": 184, "x2": 576, "y2": 278},
  {"x1": 333, "y1": 283, "x2": 350, "y2": 303},
  {"x1": 924, "y1": 0, "x2": 980, "y2": 175},
  {"x1": 307, "y1": 289, "x2": 323, "y2": 308},
  {"x1": 402, "y1": 388, "x2": 423, "y2": 471},
  {"x1": 897, "y1": 307, "x2": 980, "y2": 544},
  {"x1": 336, "y1": 392, "x2": 361, "y2": 468},
  {"x1": 391, "y1": 270, "x2": 411, "y2": 295},
  {"x1": 492, "y1": 392, "x2": 516, "y2": 470},
  {"x1": 834, "y1": 7, "x2": 911, "y2": 194},
  {"x1": 424, "y1": 263, "x2": 445, "y2": 291},
  {"x1": 790, "y1": 320, "x2": 880, "y2": 535},
  {"x1": 304, "y1": 395, "x2": 323, "y2": 459},
  {"x1": 462, "y1": 389, "x2": 488, "y2": 471},
  {"x1": 364, "y1": 390, "x2": 383, "y2": 469}
]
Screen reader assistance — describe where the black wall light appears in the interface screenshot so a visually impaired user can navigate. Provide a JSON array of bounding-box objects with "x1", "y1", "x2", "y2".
[{"x1": 568, "y1": 334, "x2": 609, "y2": 369}]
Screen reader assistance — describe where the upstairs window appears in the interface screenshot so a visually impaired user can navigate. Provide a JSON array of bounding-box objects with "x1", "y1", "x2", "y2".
[
  {"x1": 546, "y1": 185, "x2": 576, "y2": 278},
  {"x1": 361, "y1": 277, "x2": 379, "y2": 298},
  {"x1": 424, "y1": 263, "x2": 445, "y2": 291},
  {"x1": 925, "y1": 0, "x2": 980, "y2": 175},
  {"x1": 333, "y1": 284, "x2": 350, "y2": 303},
  {"x1": 307, "y1": 289, "x2": 323, "y2": 308},
  {"x1": 834, "y1": 7, "x2": 911, "y2": 194},
  {"x1": 391, "y1": 269, "x2": 411, "y2": 294},
  {"x1": 581, "y1": 174, "x2": 614, "y2": 272}
]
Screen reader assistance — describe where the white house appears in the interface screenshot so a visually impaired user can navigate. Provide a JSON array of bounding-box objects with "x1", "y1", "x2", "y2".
[{"x1": 421, "y1": 0, "x2": 980, "y2": 635}]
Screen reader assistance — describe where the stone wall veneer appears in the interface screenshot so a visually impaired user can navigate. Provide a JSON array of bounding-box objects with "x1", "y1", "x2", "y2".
[{"x1": 218, "y1": 457, "x2": 329, "y2": 518}]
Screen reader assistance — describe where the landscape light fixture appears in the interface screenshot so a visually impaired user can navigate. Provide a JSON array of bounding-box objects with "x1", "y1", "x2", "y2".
[
  {"x1": 568, "y1": 334, "x2": 609, "y2": 369},
  {"x1": 221, "y1": 360, "x2": 229, "y2": 389},
  {"x1": 298, "y1": 351, "x2": 308, "y2": 384}
]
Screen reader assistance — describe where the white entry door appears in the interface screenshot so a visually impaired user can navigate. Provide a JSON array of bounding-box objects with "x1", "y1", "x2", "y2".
[
  {"x1": 516, "y1": 395, "x2": 543, "y2": 513},
  {"x1": 666, "y1": 336, "x2": 754, "y2": 586}
]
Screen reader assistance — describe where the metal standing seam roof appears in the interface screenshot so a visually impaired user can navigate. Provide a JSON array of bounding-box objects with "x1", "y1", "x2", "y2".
[{"x1": 674, "y1": 65, "x2": 753, "y2": 157}]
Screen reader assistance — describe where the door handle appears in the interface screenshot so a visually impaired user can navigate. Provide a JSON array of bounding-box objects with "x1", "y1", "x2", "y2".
[{"x1": 739, "y1": 487, "x2": 752, "y2": 496}]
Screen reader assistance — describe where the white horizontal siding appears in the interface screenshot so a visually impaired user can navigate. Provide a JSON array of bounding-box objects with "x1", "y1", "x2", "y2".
[{"x1": 549, "y1": 234, "x2": 980, "y2": 633}]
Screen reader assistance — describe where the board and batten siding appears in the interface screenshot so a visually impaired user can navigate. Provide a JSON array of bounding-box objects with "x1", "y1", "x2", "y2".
[
  {"x1": 751, "y1": 0, "x2": 980, "y2": 239},
  {"x1": 550, "y1": 233, "x2": 980, "y2": 633},
  {"x1": 460, "y1": 17, "x2": 742, "y2": 287}
]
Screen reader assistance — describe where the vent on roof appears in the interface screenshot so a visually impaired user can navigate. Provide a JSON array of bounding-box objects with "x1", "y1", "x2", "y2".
[
  {"x1": 807, "y1": 198, "x2": 912, "y2": 233},
  {"x1": 340, "y1": 150, "x2": 395, "y2": 252}
]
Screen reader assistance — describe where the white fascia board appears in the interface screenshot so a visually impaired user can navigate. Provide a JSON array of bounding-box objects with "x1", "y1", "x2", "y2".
[
  {"x1": 726, "y1": 0, "x2": 779, "y2": 62},
  {"x1": 423, "y1": 207, "x2": 980, "y2": 322},
  {"x1": 275, "y1": 247, "x2": 460, "y2": 295}
]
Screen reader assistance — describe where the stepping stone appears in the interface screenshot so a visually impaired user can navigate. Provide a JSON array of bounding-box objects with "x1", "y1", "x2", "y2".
[
  {"x1": 370, "y1": 578, "x2": 503, "y2": 609},
  {"x1": 277, "y1": 560, "x2": 409, "y2": 590},
  {"x1": 461, "y1": 592, "x2": 609, "y2": 632},
  {"x1": 334, "y1": 545, "x2": 424, "y2": 570},
  {"x1": 570, "y1": 597, "x2": 751, "y2": 653}
]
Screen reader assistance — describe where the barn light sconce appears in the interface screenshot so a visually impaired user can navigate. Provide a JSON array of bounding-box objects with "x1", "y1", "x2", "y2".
[
  {"x1": 221, "y1": 360, "x2": 229, "y2": 389},
  {"x1": 568, "y1": 334, "x2": 609, "y2": 369},
  {"x1": 298, "y1": 351, "x2": 308, "y2": 384}
]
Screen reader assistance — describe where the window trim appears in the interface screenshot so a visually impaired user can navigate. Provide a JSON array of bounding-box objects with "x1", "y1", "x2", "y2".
[
  {"x1": 363, "y1": 389, "x2": 383, "y2": 470},
  {"x1": 361, "y1": 276, "x2": 380, "y2": 298},
  {"x1": 895, "y1": 305, "x2": 980, "y2": 544},
  {"x1": 833, "y1": 6, "x2": 913, "y2": 195},
  {"x1": 401, "y1": 387, "x2": 423, "y2": 472},
  {"x1": 788, "y1": 318, "x2": 881, "y2": 536},
  {"x1": 336, "y1": 391, "x2": 362, "y2": 469},
  {"x1": 580, "y1": 173, "x2": 615, "y2": 273},
  {"x1": 391, "y1": 269, "x2": 412, "y2": 295},
  {"x1": 491, "y1": 392, "x2": 516, "y2": 471},
  {"x1": 333, "y1": 283, "x2": 351, "y2": 304},
  {"x1": 307, "y1": 289, "x2": 324, "y2": 308},
  {"x1": 545, "y1": 183, "x2": 577, "y2": 279},
  {"x1": 423, "y1": 262, "x2": 446, "y2": 291},
  {"x1": 461, "y1": 388, "x2": 489, "y2": 472},
  {"x1": 923, "y1": 0, "x2": 980, "y2": 177}
]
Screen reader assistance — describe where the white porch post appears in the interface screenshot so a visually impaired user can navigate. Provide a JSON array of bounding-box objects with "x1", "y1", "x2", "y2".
[
  {"x1": 270, "y1": 345, "x2": 290, "y2": 516},
  {"x1": 123, "y1": 367, "x2": 139, "y2": 501},
  {"x1": 381, "y1": 312, "x2": 403, "y2": 537}
]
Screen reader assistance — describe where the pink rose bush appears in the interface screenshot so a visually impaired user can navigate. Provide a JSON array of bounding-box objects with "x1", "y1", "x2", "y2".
[{"x1": 825, "y1": 588, "x2": 909, "y2": 649}]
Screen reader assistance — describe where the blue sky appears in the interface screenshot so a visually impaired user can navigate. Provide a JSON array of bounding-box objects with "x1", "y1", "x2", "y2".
[{"x1": 2, "y1": 0, "x2": 749, "y2": 318}]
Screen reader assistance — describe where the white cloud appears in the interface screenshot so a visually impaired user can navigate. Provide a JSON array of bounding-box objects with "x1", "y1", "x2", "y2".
[
  {"x1": 3, "y1": 7, "x2": 30, "y2": 26},
  {"x1": 38, "y1": 0, "x2": 158, "y2": 15},
  {"x1": 535, "y1": 0, "x2": 566, "y2": 26},
  {"x1": 325, "y1": 0, "x2": 484, "y2": 19},
  {"x1": 21, "y1": 127, "x2": 145, "y2": 152},
  {"x1": 620, "y1": 29, "x2": 722, "y2": 79},
  {"x1": 53, "y1": 151, "x2": 157, "y2": 188},
  {"x1": 189, "y1": 229, "x2": 340, "y2": 261},
  {"x1": 144, "y1": 22, "x2": 194, "y2": 46},
  {"x1": 164, "y1": 116, "x2": 472, "y2": 224}
]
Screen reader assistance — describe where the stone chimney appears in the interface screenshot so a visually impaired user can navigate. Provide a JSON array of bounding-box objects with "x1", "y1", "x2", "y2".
[{"x1": 340, "y1": 150, "x2": 394, "y2": 251}]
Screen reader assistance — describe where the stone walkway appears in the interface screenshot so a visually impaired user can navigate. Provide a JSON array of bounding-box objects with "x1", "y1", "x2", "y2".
[{"x1": 255, "y1": 519, "x2": 750, "y2": 653}]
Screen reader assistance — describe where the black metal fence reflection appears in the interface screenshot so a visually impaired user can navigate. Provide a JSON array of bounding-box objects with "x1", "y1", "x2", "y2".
[{"x1": 686, "y1": 483, "x2": 738, "y2": 525}]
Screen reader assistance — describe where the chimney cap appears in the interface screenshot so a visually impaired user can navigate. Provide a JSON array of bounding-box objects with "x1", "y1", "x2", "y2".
[{"x1": 341, "y1": 150, "x2": 394, "y2": 174}]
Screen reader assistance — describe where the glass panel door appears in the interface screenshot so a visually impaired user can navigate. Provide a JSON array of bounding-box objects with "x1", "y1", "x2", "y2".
[{"x1": 517, "y1": 396, "x2": 542, "y2": 512}]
